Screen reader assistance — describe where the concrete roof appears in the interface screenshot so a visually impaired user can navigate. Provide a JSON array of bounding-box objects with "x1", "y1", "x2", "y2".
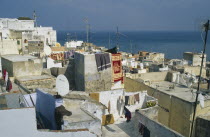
[
  {"x1": 2, "y1": 54, "x2": 38, "y2": 62},
  {"x1": 63, "y1": 99, "x2": 94, "y2": 124},
  {"x1": 150, "y1": 81, "x2": 199, "y2": 102}
]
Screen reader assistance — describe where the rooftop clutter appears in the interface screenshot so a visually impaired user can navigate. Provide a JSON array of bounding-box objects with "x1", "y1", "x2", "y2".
[{"x1": 0, "y1": 16, "x2": 210, "y2": 137}]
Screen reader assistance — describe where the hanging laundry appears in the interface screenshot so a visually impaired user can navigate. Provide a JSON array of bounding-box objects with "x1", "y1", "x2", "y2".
[
  {"x1": 69, "y1": 50, "x2": 75, "y2": 57},
  {"x1": 121, "y1": 96, "x2": 125, "y2": 102},
  {"x1": 108, "y1": 100, "x2": 111, "y2": 113},
  {"x1": 125, "y1": 96, "x2": 129, "y2": 106},
  {"x1": 64, "y1": 52, "x2": 67, "y2": 59},
  {"x1": 128, "y1": 95, "x2": 135, "y2": 105},
  {"x1": 134, "y1": 93, "x2": 140, "y2": 103},
  {"x1": 6, "y1": 78, "x2": 12, "y2": 92},
  {"x1": 112, "y1": 53, "x2": 123, "y2": 83},
  {"x1": 95, "y1": 53, "x2": 111, "y2": 71},
  {"x1": 3, "y1": 69, "x2": 7, "y2": 80},
  {"x1": 3, "y1": 69, "x2": 8, "y2": 87},
  {"x1": 69, "y1": 51, "x2": 72, "y2": 57},
  {"x1": 50, "y1": 53, "x2": 64, "y2": 60}
]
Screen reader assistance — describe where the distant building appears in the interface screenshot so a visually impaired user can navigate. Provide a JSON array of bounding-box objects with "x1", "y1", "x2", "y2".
[
  {"x1": 139, "y1": 51, "x2": 165, "y2": 63},
  {"x1": 183, "y1": 52, "x2": 206, "y2": 67},
  {"x1": 0, "y1": 18, "x2": 57, "y2": 54},
  {"x1": 124, "y1": 71, "x2": 210, "y2": 137},
  {"x1": 65, "y1": 40, "x2": 83, "y2": 48}
]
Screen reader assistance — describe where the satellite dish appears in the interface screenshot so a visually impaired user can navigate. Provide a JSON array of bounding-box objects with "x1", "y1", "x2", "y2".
[
  {"x1": 44, "y1": 45, "x2": 52, "y2": 56},
  {"x1": 198, "y1": 93, "x2": 205, "y2": 108},
  {"x1": 56, "y1": 75, "x2": 70, "y2": 96}
]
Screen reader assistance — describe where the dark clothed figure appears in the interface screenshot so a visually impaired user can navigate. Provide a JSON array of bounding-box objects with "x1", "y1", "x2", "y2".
[
  {"x1": 55, "y1": 105, "x2": 72, "y2": 130},
  {"x1": 105, "y1": 47, "x2": 118, "y2": 54},
  {"x1": 124, "y1": 106, "x2": 131, "y2": 122}
]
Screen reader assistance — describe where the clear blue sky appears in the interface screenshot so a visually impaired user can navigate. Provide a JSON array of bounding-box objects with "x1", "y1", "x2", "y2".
[{"x1": 0, "y1": 0, "x2": 209, "y2": 31}]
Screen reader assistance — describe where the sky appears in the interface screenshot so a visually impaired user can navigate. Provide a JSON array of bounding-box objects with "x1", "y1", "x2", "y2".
[{"x1": 0, "y1": 0, "x2": 210, "y2": 31}]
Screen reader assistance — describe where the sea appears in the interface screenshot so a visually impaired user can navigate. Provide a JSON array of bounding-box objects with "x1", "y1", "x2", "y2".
[{"x1": 57, "y1": 31, "x2": 210, "y2": 60}]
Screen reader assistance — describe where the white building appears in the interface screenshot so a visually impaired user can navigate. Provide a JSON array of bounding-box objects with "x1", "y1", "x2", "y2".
[
  {"x1": 65, "y1": 40, "x2": 83, "y2": 48},
  {"x1": 0, "y1": 18, "x2": 57, "y2": 49}
]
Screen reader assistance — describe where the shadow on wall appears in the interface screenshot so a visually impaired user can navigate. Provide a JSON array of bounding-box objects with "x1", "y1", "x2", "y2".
[
  {"x1": 50, "y1": 59, "x2": 75, "y2": 90},
  {"x1": 64, "y1": 59, "x2": 75, "y2": 90}
]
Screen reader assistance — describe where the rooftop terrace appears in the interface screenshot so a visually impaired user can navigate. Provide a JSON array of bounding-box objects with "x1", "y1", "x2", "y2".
[
  {"x1": 150, "y1": 81, "x2": 199, "y2": 102},
  {"x1": 2, "y1": 54, "x2": 38, "y2": 62}
]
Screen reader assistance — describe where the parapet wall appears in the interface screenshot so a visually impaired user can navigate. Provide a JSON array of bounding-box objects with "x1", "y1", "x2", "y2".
[
  {"x1": 133, "y1": 107, "x2": 184, "y2": 137},
  {"x1": 75, "y1": 52, "x2": 112, "y2": 92},
  {"x1": 0, "y1": 108, "x2": 97, "y2": 137},
  {"x1": 0, "y1": 39, "x2": 19, "y2": 55}
]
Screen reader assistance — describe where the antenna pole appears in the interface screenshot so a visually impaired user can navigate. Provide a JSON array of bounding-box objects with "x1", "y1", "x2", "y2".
[
  {"x1": 75, "y1": 32, "x2": 77, "y2": 41},
  {"x1": 33, "y1": 10, "x2": 37, "y2": 27},
  {"x1": 67, "y1": 33, "x2": 70, "y2": 42},
  {"x1": 86, "y1": 24, "x2": 90, "y2": 43},
  {"x1": 130, "y1": 40, "x2": 133, "y2": 54},
  {"x1": 109, "y1": 33, "x2": 110, "y2": 49},
  {"x1": 190, "y1": 20, "x2": 209, "y2": 137},
  {"x1": 116, "y1": 26, "x2": 119, "y2": 51}
]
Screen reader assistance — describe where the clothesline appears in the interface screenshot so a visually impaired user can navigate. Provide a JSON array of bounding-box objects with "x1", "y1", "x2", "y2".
[
  {"x1": 50, "y1": 50, "x2": 75, "y2": 61},
  {"x1": 125, "y1": 93, "x2": 140, "y2": 106}
]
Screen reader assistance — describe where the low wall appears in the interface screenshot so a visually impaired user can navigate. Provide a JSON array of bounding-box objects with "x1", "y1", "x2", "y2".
[
  {"x1": 0, "y1": 108, "x2": 97, "y2": 137},
  {"x1": 139, "y1": 71, "x2": 169, "y2": 82},
  {"x1": 133, "y1": 107, "x2": 184, "y2": 137}
]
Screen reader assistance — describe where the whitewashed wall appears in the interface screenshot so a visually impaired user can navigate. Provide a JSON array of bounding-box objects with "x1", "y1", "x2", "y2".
[
  {"x1": 0, "y1": 18, "x2": 34, "y2": 30},
  {"x1": 0, "y1": 108, "x2": 97, "y2": 137},
  {"x1": 99, "y1": 89, "x2": 124, "y2": 120}
]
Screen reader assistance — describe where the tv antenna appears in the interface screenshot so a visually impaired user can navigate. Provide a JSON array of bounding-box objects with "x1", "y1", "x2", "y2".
[
  {"x1": 74, "y1": 32, "x2": 77, "y2": 41},
  {"x1": 84, "y1": 17, "x2": 90, "y2": 43},
  {"x1": 130, "y1": 40, "x2": 133, "y2": 54},
  {"x1": 33, "y1": 10, "x2": 38, "y2": 27},
  {"x1": 115, "y1": 26, "x2": 127, "y2": 51},
  {"x1": 108, "y1": 32, "x2": 111, "y2": 49},
  {"x1": 116, "y1": 27, "x2": 119, "y2": 50},
  {"x1": 190, "y1": 19, "x2": 209, "y2": 137},
  {"x1": 67, "y1": 33, "x2": 71, "y2": 42}
]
